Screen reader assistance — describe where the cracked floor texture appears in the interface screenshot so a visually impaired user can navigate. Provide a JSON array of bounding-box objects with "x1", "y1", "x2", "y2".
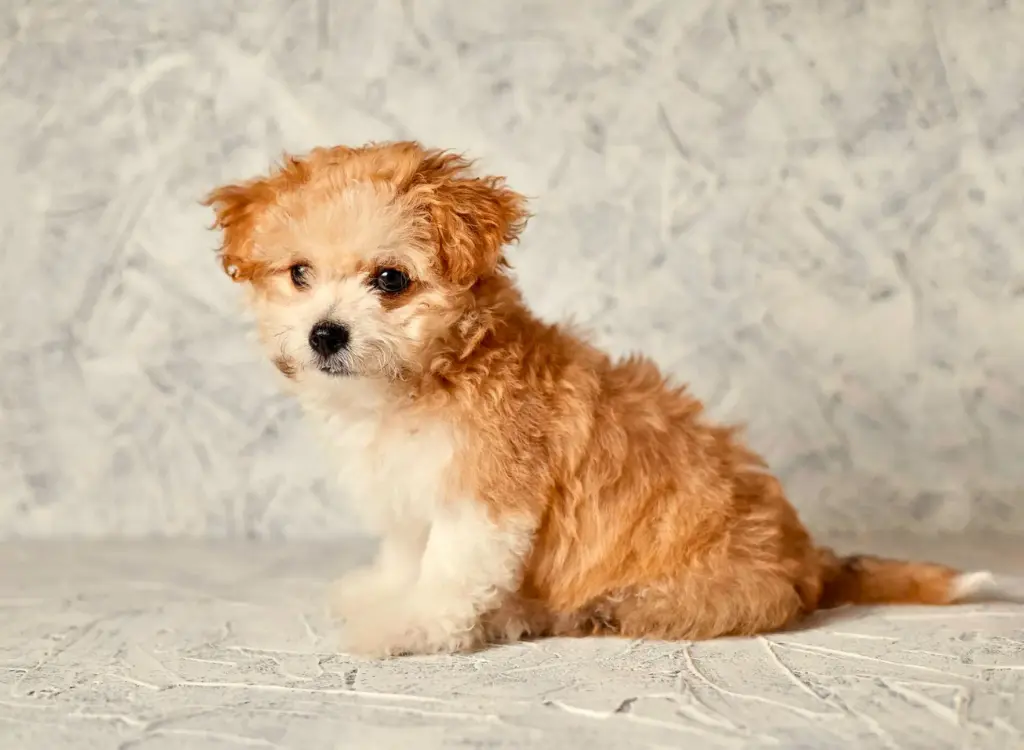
[{"x1": 1, "y1": 537, "x2": 1022, "y2": 750}]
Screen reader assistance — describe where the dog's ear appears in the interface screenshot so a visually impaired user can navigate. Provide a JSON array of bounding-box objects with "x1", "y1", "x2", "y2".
[
  {"x1": 408, "y1": 150, "x2": 529, "y2": 285},
  {"x1": 202, "y1": 179, "x2": 273, "y2": 283}
]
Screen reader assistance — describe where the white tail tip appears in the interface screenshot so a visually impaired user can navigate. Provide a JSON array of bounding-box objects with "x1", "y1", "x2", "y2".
[{"x1": 951, "y1": 571, "x2": 1024, "y2": 603}]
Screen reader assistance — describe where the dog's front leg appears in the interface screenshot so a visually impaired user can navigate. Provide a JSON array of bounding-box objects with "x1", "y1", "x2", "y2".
[
  {"x1": 330, "y1": 523, "x2": 429, "y2": 621},
  {"x1": 340, "y1": 502, "x2": 534, "y2": 657}
]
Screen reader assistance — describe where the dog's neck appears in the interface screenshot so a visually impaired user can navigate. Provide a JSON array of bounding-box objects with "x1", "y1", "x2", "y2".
[{"x1": 417, "y1": 275, "x2": 532, "y2": 376}]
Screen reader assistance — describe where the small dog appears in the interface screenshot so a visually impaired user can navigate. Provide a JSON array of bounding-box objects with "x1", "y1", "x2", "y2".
[{"x1": 205, "y1": 141, "x2": 1017, "y2": 657}]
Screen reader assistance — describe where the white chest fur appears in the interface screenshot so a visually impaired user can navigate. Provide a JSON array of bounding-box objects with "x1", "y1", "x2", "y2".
[{"x1": 299, "y1": 379, "x2": 459, "y2": 531}]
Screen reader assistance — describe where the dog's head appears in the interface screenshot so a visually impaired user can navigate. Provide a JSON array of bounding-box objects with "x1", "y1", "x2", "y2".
[{"x1": 203, "y1": 142, "x2": 528, "y2": 382}]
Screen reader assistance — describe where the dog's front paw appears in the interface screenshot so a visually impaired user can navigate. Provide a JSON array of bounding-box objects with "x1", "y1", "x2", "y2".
[
  {"x1": 329, "y1": 566, "x2": 407, "y2": 622},
  {"x1": 339, "y1": 599, "x2": 480, "y2": 658}
]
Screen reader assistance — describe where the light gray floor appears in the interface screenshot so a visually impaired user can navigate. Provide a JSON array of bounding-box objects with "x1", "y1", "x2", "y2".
[{"x1": 2, "y1": 538, "x2": 1022, "y2": 749}]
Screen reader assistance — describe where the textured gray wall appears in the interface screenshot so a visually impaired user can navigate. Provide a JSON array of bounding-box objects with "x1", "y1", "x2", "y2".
[{"x1": 1, "y1": 0, "x2": 1021, "y2": 537}]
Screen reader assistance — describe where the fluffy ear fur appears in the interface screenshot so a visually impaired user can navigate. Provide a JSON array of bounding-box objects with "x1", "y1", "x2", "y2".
[
  {"x1": 203, "y1": 176, "x2": 281, "y2": 283},
  {"x1": 201, "y1": 180, "x2": 268, "y2": 282},
  {"x1": 406, "y1": 150, "x2": 529, "y2": 286}
]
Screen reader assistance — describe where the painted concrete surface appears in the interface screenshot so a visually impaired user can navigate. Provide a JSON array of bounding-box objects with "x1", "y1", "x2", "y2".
[{"x1": 1, "y1": 538, "x2": 1022, "y2": 749}]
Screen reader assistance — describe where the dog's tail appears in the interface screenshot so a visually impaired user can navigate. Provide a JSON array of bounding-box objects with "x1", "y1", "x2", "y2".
[{"x1": 815, "y1": 548, "x2": 1024, "y2": 609}]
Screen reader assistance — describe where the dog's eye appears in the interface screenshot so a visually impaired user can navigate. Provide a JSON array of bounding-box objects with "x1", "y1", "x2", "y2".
[
  {"x1": 373, "y1": 268, "x2": 410, "y2": 295},
  {"x1": 290, "y1": 264, "x2": 311, "y2": 290}
]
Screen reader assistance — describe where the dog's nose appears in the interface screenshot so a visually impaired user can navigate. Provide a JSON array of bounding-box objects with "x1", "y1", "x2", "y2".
[{"x1": 309, "y1": 321, "x2": 350, "y2": 357}]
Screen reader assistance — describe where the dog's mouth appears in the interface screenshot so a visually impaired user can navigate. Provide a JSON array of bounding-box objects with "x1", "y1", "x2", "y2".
[
  {"x1": 317, "y1": 363, "x2": 351, "y2": 377},
  {"x1": 315, "y1": 355, "x2": 352, "y2": 378}
]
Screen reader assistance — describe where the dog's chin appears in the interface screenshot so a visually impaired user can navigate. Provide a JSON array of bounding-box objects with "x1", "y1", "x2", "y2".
[
  {"x1": 314, "y1": 356, "x2": 353, "y2": 378},
  {"x1": 313, "y1": 351, "x2": 411, "y2": 382},
  {"x1": 317, "y1": 364, "x2": 352, "y2": 378}
]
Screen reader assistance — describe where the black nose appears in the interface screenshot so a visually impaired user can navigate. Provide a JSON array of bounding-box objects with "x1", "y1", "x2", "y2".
[{"x1": 309, "y1": 321, "x2": 350, "y2": 357}]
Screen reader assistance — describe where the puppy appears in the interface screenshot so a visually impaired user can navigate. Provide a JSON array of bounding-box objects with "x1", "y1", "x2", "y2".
[{"x1": 205, "y1": 141, "x2": 1018, "y2": 657}]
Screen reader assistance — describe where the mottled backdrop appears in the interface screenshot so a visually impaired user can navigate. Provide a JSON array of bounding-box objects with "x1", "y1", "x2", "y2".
[{"x1": 1, "y1": 0, "x2": 1021, "y2": 537}]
